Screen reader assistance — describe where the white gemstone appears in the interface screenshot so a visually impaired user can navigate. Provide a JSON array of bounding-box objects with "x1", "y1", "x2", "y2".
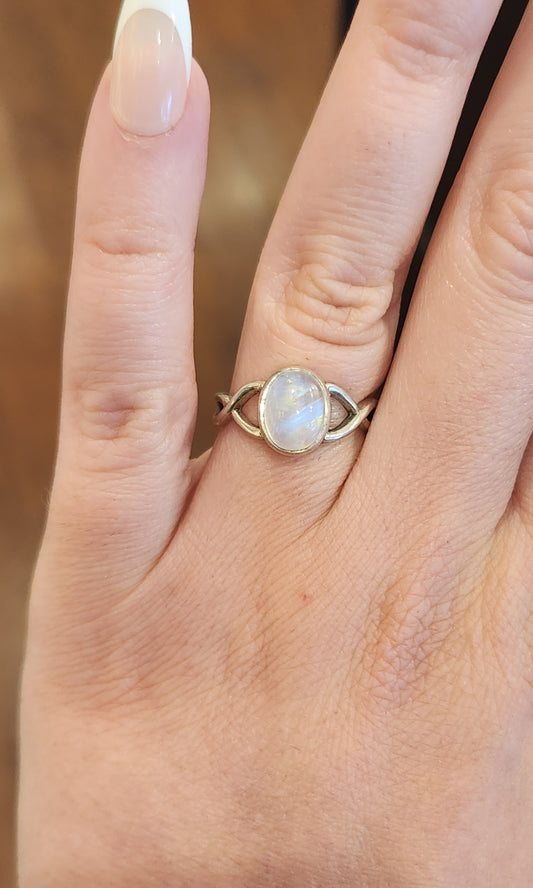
[{"x1": 259, "y1": 368, "x2": 330, "y2": 454}]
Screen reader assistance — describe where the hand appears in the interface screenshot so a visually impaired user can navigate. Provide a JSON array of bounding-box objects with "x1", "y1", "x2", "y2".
[{"x1": 18, "y1": 0, "x2": 533, "y2": 885}]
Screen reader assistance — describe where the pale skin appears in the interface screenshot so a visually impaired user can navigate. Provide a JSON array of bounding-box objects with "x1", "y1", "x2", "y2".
[{"x1": 17, "y1": 0, "x2": 533, "y2": 884}]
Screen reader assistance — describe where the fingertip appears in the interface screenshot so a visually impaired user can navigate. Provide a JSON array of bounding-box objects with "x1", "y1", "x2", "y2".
[
  {"x1": 77, "y1": 56, "x2": 210, "y2": 248},
  {"x1": 86, "y1": 54, "x2": 210, "y2": 153},
  {"x1": 189, "y1": 58, "x2": 211, "y2": 117}
]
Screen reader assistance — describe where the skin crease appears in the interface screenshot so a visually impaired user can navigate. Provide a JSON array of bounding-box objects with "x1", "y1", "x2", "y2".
[{"x1": 17, "y1": 1, "x2": 533, "y2": 886}]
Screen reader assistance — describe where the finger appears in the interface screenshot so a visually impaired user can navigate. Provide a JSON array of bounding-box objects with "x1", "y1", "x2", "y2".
[
  {"x1": 43, "y1": 4, "x2": 209, "y2": 589},
  {"x1": 357, "y1": 3, "x2": 533, "y2": 543},
  {"x1": 515, "y1": 437, "x2": 533, "y2": 528},
  {"x1": 215, "y1": 0, "x2": 502, "y2": 480}
]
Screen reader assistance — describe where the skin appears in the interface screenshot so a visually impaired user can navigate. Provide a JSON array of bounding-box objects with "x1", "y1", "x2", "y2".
[{"x1": 17, "y1": 0, "x2": 533, "y2": 885}]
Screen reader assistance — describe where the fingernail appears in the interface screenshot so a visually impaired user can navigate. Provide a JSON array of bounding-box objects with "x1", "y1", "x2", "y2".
[{"x1": 111, "y1": 1, "x2": 192, "y2": 137}]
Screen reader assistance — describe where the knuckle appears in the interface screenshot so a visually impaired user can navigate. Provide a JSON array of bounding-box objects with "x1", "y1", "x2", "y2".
[
  {"x1": 354, "y1": 568, "x2": 457, "y2": 708},
  {"x1": 374, "y1": 3, "x2": 473, "y2": 82},
  {"x1": 473, "y1": 158, "x2": 533, "y2": 300},
  {"x1": 69, "y1": 371, "x2": 188, "y2": 464},
  {"x1": 277, "y1": 261, "x2": 394, "y2": 349},
  {"x1": 76, "y1": 381, "x2": 164, "y2": 441},
  {"x1": 80, "y1": 211, "x2": 179, "y2": 274}
]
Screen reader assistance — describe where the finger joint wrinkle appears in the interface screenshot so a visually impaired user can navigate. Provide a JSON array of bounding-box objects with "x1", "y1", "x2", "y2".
[
  {"x1": 372, "y1": 4, "x2": 475, "y2": 83},
  {"x1": 472, "y1": 162, "x2": 533, "y2": 300},
  {"x1": 279, "y1": 262, "x2": 394, "y2": 348}
]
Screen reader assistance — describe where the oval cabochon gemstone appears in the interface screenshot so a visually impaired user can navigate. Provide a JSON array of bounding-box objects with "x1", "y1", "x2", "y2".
[{"x1": 259, "y1": 368, "x2": 330, "y2": 454}]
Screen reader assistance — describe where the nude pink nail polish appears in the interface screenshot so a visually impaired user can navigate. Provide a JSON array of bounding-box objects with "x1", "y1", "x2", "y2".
[{"x1": 111, "y1": 7, "x2": 189, "y2": 137}]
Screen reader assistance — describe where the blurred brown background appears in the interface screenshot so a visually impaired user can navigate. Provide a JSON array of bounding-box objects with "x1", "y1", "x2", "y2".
[
  {"x1": 1, "y1": 0, "x2": 527, "y2": 882},
  {"x1": 0, "y1": 0, "x2": 340, "y2": 882}
]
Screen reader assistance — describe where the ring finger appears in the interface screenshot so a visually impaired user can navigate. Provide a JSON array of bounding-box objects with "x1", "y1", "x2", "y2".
[{"x1": 210, "y1": 0, "x2": 503, "y2": 499}]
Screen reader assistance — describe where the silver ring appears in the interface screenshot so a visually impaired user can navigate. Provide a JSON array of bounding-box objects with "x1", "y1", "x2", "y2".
[{"x1": 214, "y1": 367, "x2": 377, "y2": 456}]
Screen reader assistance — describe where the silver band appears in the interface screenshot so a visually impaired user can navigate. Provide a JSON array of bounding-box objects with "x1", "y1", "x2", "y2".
[{"x1": 214, "y1": 367, "x2": 377, "y2": 456}]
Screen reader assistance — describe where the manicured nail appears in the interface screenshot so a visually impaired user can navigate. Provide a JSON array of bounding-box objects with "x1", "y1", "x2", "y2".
[{"x1": 111, "y1": 1, "x2": 192, "y2": 137}]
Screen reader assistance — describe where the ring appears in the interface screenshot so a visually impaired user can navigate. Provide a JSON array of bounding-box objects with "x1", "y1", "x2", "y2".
[{"x1": 214, "y1": 367, "x2": 377, "y2": 455}]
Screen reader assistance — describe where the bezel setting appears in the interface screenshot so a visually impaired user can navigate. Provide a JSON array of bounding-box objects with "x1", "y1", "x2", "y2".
[
  {"x1": 258, "y1": 367, "x2": 331, "y2": 455},
  {"x1": 214, "y1": 366, "x2": 376, "y2": 456}
]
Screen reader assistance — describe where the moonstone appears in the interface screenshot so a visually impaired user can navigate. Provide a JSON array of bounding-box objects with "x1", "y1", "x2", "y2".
[{"x1": 259, "y1": 368, "x2": 330, "y2": 454}]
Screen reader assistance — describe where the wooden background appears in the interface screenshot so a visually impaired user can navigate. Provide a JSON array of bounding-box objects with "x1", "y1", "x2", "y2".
[{"x1": 0, "y1": 0, "x2": 339, "y2": 882}]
